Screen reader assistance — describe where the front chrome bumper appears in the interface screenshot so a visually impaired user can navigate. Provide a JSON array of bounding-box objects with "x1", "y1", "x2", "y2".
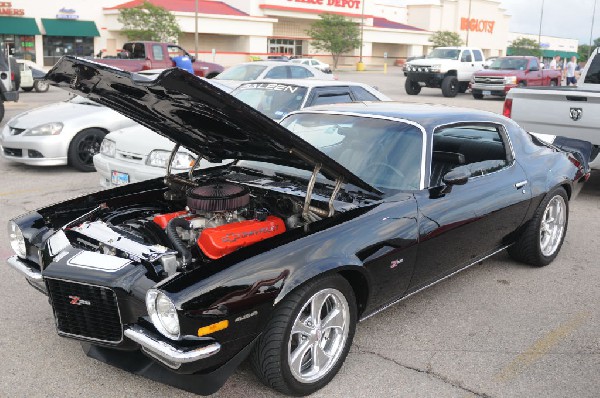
[
  {"x1": 7, "y1": 255, "x2": 43, "y2": 282},
  {"x1": 124, "y1": 324, "x2": 221, "y2": 369}
]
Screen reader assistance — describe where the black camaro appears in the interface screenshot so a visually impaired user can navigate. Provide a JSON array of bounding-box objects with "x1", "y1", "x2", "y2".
[{"x1": 7, "y1": 57, "x2": 590, "y2": 396}]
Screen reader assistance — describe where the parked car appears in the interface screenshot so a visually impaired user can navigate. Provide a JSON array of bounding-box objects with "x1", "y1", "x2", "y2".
[
  {"x1": 94, "y1": 79, "x2": 389, "y2": 187},
  {"x1": 7, "y1": 56, "x2": 590, "y2": 397},
  {"x1": 505, "y1": 47, "x2": 600, "y2": 169},
  {"x1": 483, "y1": 56, "x2": 498, "y2": 68},
  {"x1": 0, "y1": 51, "x2": 19, "y2": 122},
  {"x1": 0, "y1": 95, "x2": 137, "y2": 171},
  {"x1": 290, "y1": 58, "x2": 332, "y2": 73},
  {"x1": 17, "y1": 59, "x2": 49, "y2": 93},
  {"x1": 404, "y1": 47, "x2": 486, "y2": 97},
  {"x1": 94, "y1": 41, "x2": 224, "y2": 78},
  {"x1": 213, "y1": 61, "x2": 335, "y2": 89},
  {"x1": 471, "y1": 56, "x2": 562, "y2": 99}
]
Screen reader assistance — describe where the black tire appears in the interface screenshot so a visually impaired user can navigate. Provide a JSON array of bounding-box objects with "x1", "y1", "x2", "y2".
[
  {"x1": 441, "y1": 76, "x2": 459, "y2": 97},
  {"x1": 251, "y1": 274, "x2": 357, "y2": 396},
  {"x1": 508, "y1": 187, "x2": 569, "y2": 267},
  {"x1": 549, "y1": 80, "x2": 557, "y2": 86},
  {"x1": 458, "y1": 82, "x2": 468, "y2": 93},
  {"x1": 34, "y1": 80, "x2": 49, "y2": 92},
  {"x1": 472, "y1": 92, "x2": 484, "y2": 99},
  {"x1": 68, "y1": 128, "x2": 106, "y2": 172},
  {"x1": 518, "y1": 81, "x2": 526, "y2": 87},
  {"x1": 22, "y1": 86, "x2": 33, "y2": 92},
  {"x1": 404, "y1": 78, "x2": 421, "y2": 95},
  {"x1": 0, "y1": 101, "x2": 4, "y2": 122}
]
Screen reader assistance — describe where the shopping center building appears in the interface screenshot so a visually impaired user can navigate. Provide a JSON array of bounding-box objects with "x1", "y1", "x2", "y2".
[{"x1": 0, "y1": 0, "x2": 579, "y2": 68}]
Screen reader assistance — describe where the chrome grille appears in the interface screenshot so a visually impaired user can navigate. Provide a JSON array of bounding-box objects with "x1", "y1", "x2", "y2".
[
  {"x1": 473, "y1": 76, "x2": 505, "y2": 85},
  {"x1": 46, "y1": 278, "x2": 123, "y2": 343}
]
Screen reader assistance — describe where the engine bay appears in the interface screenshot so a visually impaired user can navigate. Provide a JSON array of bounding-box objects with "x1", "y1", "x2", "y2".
[{"x1": 56, "y1": 170, "x2": 365, "y2": 280}]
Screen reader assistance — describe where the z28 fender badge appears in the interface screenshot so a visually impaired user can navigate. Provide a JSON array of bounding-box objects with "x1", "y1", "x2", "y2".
[
  {"x1": 69, "y1": 296, "x2": 91, "y2": 306},
  {"x1": 235, "y1": 310, "x2": 258, "y2": 322}
]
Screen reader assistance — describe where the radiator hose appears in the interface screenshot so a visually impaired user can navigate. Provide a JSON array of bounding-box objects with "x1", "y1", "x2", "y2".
[{"x1": 166, "y1": 217, "x2": 192, "y2": 268}]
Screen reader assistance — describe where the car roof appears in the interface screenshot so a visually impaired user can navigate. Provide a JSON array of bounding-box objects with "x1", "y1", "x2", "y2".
[
  {"x1": 234, "y1": 79, "x2": 371, "y2": 89},
  {"x1": 237, "y1": 61, "x2": 315, "y2": 67},
  {"x1": 290, "y1": 101, "x2": 511, "y2": 132}
]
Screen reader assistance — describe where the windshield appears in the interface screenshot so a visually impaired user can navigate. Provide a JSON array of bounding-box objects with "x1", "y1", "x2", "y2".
[
  {"x1": 232, "y1": 83, "x2": 308, "y2": 120},
  {"x1": 490, "y1": 57, "x2": 528, "y2": 70},
  {"x1": 215, "y1": 64, "x2": 268, "y2": 81},
  {"x1": 427, "y1": 48, "x2": 460, "y2": 60},
  {"x1": 239, "y1": 113, "x2": 423, "y2": 191}
]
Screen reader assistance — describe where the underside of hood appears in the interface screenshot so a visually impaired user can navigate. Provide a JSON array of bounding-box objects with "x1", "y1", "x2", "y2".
[{"x1": 45, "y1": 57, "x2": 380, "y2": 194}]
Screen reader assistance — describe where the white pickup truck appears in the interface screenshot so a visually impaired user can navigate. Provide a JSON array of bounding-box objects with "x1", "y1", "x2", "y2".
[{"x1": 505, "y1": 49, "x2": 600, "y2": 168}]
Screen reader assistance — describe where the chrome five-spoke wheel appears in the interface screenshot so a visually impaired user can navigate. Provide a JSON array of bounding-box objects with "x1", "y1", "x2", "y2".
[
  {"x1": 288, "y1": 288, "x2": 350, "y2": 383},
  {"x1": 539, "y1": 195, "x2": 566, "y2": 257}
]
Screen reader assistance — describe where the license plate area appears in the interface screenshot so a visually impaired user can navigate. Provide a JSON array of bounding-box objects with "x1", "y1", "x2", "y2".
[
  {"x1": 111, "y1": 171, "x2": 129, "y2": 186},
  {"x1": 483, "y1": 90, "x2": 491, "y2": 95}
]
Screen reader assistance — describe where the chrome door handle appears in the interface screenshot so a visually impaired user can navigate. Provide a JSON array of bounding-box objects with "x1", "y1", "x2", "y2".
[{"x1": 515, "y1": 180, "x2": 528, "y2": 189}]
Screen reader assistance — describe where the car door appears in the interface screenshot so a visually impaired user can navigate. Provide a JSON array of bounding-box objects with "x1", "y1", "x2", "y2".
[
  {"x1": 458, "y1": 50, "x2": 476, "y2": 80},
  {"x1": 410, "y1": 122, "x2": 532, "y2": 288},
  {"x1": 527, "y1": 58, "x2": 543, "y2": 86}
]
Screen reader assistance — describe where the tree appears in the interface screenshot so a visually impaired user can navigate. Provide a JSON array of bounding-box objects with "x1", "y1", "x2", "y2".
[
  {"x1": 118, "y1": 1, "x2": 181, "y2": 43},
  {"x1": 578, "y1": 44, "x2": 591, "y2": 63},
  {"x1": 508, "y1": 37, "x2": 541, "y2": 57},
  {"x1": 429, "y1": 31, "x2": 463, "y2": 47},
  {"x1": 306, "y1": 14, "x2": 360, "y2": 70}
]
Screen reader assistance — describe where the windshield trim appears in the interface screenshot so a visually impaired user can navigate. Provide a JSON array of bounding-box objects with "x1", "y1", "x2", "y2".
[{"x1": 280, "y1": 110, "x2": 428, "y2": 191}]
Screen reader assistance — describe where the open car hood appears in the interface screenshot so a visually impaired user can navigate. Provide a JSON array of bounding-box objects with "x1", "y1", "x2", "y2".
[{"x1": 46, "y1": 56, "x2": 380, "y2": 194}]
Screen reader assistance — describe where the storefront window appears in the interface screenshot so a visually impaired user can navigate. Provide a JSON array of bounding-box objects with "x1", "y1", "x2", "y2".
[
  {"x1": 0, "y1": 34, "x2": 36, "y2": 61},
  {"x1": 268, "y1": 39, "x2": 303, "y2": 56},
  {"x1": 43, "y1": 36, "x2": 93, "y2": 66}
]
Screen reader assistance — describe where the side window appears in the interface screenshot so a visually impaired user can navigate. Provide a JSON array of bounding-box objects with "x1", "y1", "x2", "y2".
[
  {"x1": 290, "y1": 66, "x2": 314, "y2": 78},
  {"x1": 460, "y1": 50, "x2": 473, "y2": 62},
  {"x1": 529, "y1": 58, "x2": 539, "y2": 70},
  {"x1": 152, "y1": 45, "x2": 164, "y2": 61},
  {"x1": 131, "y1": 43, "x2": 146, "y2": 59},
  {"x1": 351, "y1": 86, "x2": 379, "y2": 101},
  {"x1": 430, "y1": 124, "x2": 510, "y2": 186},
  {"x1": 473, "y1": 50, "x2": 483, "y2": 62},
  {"x1": 265, "y1": 66, "x2": 289, "y2": 79},
  {"x1": 584, "y1": 54, "x2": 600, "y2": 84}
]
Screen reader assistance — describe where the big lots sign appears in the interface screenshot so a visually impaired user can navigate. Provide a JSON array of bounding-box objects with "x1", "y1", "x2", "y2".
[
  {"x1": 287, "y1": 0, "x2": 361, "y2": 10},
  {"x1": 460, "y1": 17, "x2": 495, "y2": 34}
]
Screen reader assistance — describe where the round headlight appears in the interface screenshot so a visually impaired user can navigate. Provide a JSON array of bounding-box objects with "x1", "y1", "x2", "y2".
[
  {"x1": 8, "y1": 221, "x2": 26, "y2": 258},
  {"x1": 146, "y1": 289, "x2": 180, "y2": 339}
]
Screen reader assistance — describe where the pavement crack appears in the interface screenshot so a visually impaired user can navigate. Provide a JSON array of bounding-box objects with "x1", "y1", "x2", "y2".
[{"x1": 353, "y1": 344, "x2": 492, "y2": 398}]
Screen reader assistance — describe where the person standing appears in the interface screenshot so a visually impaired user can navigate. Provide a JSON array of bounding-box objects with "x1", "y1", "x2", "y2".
[
  {"x1": 565, "y1": 56, "x2": 578, "y2": 86},
  {"x1": 549, "y1": 55, "x2": 560, "y2": 69}
]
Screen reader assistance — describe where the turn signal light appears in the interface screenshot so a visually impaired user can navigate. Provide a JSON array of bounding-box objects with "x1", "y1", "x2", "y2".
[
  {"x1": 503, "y1": 98, "x2": 513, "y2": 118},
  {"x1": 197, "y1": 320, "x2": 229, "y2": 337}
]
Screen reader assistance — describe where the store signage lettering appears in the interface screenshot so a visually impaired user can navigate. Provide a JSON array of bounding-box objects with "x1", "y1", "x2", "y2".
[
  {"x1": 0, "y1": 2, "x2": 25, "y2": 15},
  {"x1": 460, "y1": 18, "x2": 495, "y2": 34},
  {"x1": 287, "y1": 0, "x2": 361, "y2": 10},
  {"x1": 56, "y1": 7, "x2": 79, "y2": 19}
]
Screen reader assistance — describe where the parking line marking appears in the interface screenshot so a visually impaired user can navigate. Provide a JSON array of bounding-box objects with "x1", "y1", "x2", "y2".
[
  {"x1": 0, "y1": 189, "x2": 40, "y2": 197},
  {"x1": 494, "y1": 311, "x2": 589, "y2": 383}
]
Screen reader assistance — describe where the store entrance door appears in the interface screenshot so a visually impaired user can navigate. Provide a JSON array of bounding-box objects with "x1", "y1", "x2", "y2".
[{"x1": 268, "y1": 39, "x2": 302, "y2": 56}]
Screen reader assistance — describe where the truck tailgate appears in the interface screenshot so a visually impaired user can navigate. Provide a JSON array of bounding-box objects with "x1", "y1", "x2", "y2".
[{"x1": 508, "y1": 88, "x2": 600, "y2": 146}]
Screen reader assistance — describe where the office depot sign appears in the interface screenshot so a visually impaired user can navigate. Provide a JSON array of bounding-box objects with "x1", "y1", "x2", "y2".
[
  {"x1": 287, "y1": 0, "x2": 361, "y2": 10},
  {"x1": 460, "y1": 18, "x2": 495, "y2": 34}
]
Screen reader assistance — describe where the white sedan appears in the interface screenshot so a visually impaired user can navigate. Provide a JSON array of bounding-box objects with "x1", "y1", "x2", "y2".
[
  {"x1": 0, "y1": 95, "x2": 136, "y2": 171},
  {"x1": 213, "y1": 61, "x2": 335, "y2": 89},
  {"x1": 93, "y1": 79, "x2": 389, "y2": 187}
]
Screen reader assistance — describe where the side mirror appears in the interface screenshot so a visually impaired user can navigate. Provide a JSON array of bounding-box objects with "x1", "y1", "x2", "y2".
[{"x1": 442, "y1": 168, "x2": 469, "y2": 186}]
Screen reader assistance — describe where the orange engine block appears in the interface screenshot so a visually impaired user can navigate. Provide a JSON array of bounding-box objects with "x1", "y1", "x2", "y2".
[{"x1": 198, "y1": 216, "x2": 286, "y2": 259}]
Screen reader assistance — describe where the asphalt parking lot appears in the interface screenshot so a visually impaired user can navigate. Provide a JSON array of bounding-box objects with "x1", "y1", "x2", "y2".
[{"x1": 1, "y1": 67, "x2": 599, "y2": 398}]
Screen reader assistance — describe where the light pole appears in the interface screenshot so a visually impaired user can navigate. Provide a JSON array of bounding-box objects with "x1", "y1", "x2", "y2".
[
  {"x1": 538, "y1": 0, "x2": 545, "y2": 60},
  {"x1": 194, "y1": 0, "x2": 199, "y2": 58},
  {"x1": 589, "y1": 0, "x2": 598, "y2": 59},
  {"x1": 466, "y1": 0, "x2": 472, "y2": 46},
  {"x1": 359, "y1": 0, "x2": 365, "y2": 63}
]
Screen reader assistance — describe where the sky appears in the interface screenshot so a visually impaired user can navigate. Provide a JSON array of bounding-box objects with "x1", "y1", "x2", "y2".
[{"x1": 500, "y1": 0, "x2": 597, "y2": 45}]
